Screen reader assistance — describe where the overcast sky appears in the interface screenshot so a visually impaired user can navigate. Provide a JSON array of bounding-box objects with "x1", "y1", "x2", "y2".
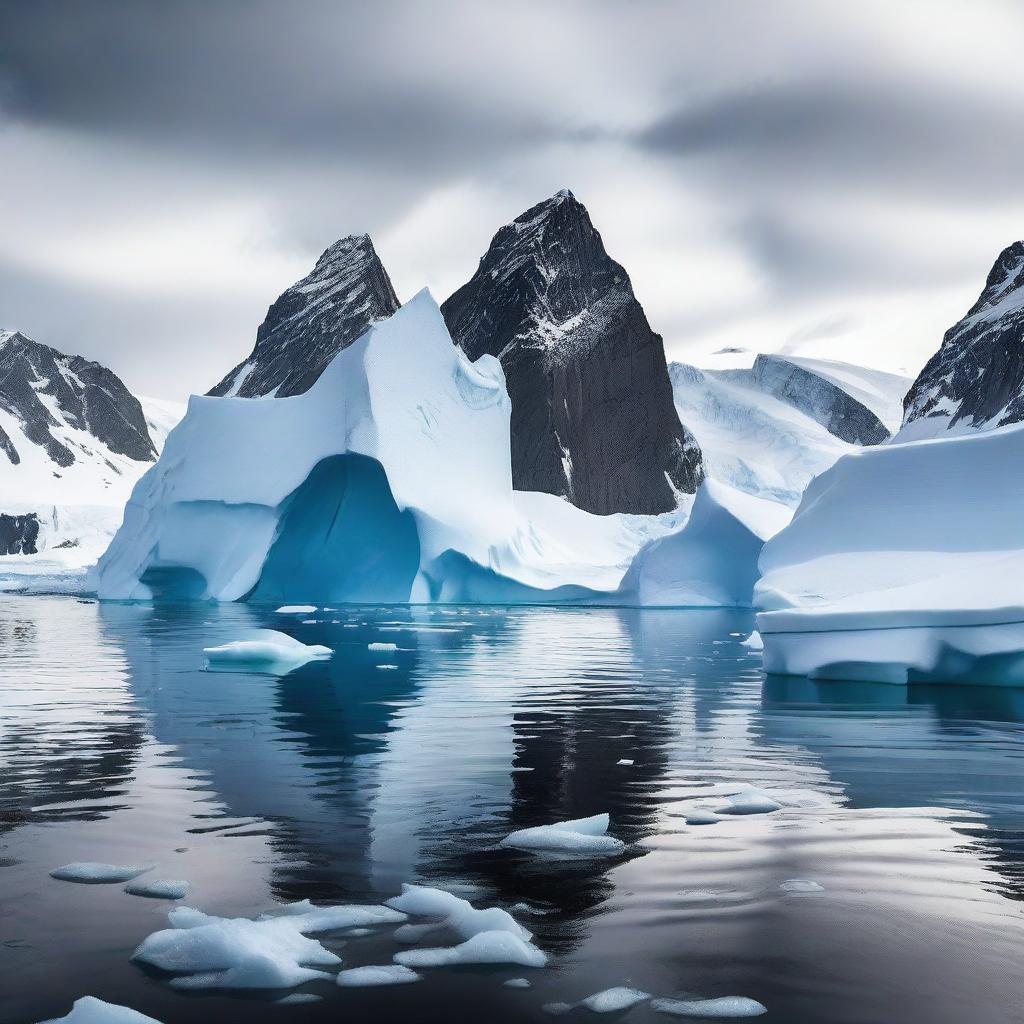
[{"x1": 2, "y1": 0, "x2": 1023, "y2": 400}]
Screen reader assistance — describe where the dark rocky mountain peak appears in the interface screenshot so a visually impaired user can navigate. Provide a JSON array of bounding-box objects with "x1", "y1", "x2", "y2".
[
  {"x1": 0, "y1": 329, "x2": 155, "y2": 469},
  {"x1": 441, "y1": 190, "x2": 702, "y2": 515},
  {"x1": 902, "y1": 241, "x2": 1024, "y2": 437},
  {"x1": 208, "y1": 233, "x2": 400, "y2": 399}
]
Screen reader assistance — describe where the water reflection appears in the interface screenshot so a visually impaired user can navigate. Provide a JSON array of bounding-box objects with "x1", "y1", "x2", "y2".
[{"x1": 1, "y1": 597, "x2": 1024, "y2": 1024}]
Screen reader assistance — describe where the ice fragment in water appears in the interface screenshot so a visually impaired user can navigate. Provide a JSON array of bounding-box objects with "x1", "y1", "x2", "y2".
[
  {"x1": 651, "y1": 995, "x2": 767, "y2": 1017},
  {"x1": 125, "y1": 879, "x2": 189, "y2": 900},
  {"x1": 336, "y1": 965, "x2": 422, "y2": 987},
  {"x1": 50, "y1": 863, "x2": 151, "y2": 884},
  {"x1": 38, "y1": 996, "x2": 164, "y2": 1024},
  {"x1": 500, "y1": 813, "x2": 624, "y2": 855}
]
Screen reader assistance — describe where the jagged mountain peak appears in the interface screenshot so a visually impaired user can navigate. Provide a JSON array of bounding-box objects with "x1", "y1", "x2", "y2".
[
  {"x1": 208, "y1": 232, "x2": 400, "y2": 399},
  {"x1": 901, "y1": 241, "x2": 1024, "y2": 439},
  {"x1": 442, "y1": 192, "x2": 701, "y2": 516}
]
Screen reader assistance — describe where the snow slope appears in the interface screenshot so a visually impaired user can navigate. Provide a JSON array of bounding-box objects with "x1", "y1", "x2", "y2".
[
  {"x1": 669, "y1": 361, "x2": 855, "y2": 506},
  {"x1": 95, "y1": 291, "x2": 771, "y2": 607},
  {"x1": 756, "y1": 423, "x2": 1024, "y2": 684}
]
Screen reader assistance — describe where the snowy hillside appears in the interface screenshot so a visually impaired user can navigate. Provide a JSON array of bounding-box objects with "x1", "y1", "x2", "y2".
[
  {"x1": 0, "y1": 330, "x2": 184, "y2": 590},
  {"x1": 670, "y1": 361, "x2": 856, "y2": 506},
  {"x1": 900, "y1": 241, "x2": 1024, "y2": 441},
  {"x1": 208, "y1": 234, "x2": 400, "y2": 398},
  {"x1": 442, "y1": 190, "x2": 701, "y2": 516},
  {"x1": 756, "y1": 422, "x2": 1024, "y2": 684}
]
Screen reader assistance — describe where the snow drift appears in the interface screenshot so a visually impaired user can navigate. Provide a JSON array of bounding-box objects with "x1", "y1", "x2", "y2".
[
  {"x1": 756, "y1": 423, "x2": 1024, "y2": 684},
  {"x1": 95, "y1": 290, "x2": 779, "y2": 608}
]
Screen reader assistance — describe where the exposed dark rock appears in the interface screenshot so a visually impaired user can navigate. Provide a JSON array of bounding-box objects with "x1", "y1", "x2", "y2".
[
  {"x1": 745, "y1": 354, "x2": 890, "y2": 445},
  {"x1": 441, "y1": 190, "x2": 702, "y2": 515},
  {"x1": 0, "y1": 512, "x2": 39, "y2": 555},
  {"x1": 0, "y1": 330, "x2": 155, "y2": 466},
  {"x1": 208, "y1": 234, "x2": 400, "y2": 398},
  {"x1": 903, "y1": 241, "x2": 1024, "y2": 436}
]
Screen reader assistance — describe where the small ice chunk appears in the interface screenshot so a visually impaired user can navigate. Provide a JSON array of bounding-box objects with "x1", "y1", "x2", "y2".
[
  {"x1": 39, "y1": 996, "x2": 163, "y2": 1024},
  {"x1": 368, "y1": 642, "x2": 398, "y2": 652},
  {"x1": 651, "y1": 995, "x2": 767, "y2": 1017},
  {"x1": 275, "y1": 605, "x2": 317, "y2": 614},
  {"x1": 719, "y1": 789, "x2": 781, "y2": 815},
  {"x1": 394, "y1": 930, "x2": 547, "y2": 968},
  {"x1": 133, "y1": 907, "x2": 343, "y2": 989},
  {"x1": 510, "y1": 902, "x2": 554, "y2": 917},
  {"x1": 347, "y1": 928, "x2": 372, "y2": 937},
  {"x1": 685, "y1": 810, "x2": 722, "y2": 826},
  {"x1": 779, "y1": 879, "x2": 825, "y2": 895},
  {"x1": 336, "y1": 964, "x2": 422, "y2": 987},
  {"x1": 580, "y1": 987, "x2": 650, "y2": 1013},
  {"x1": 617, "y1": 759, "x2": 634, "y2": 766},
  {"x1": 376, "y1": 664, "x2": 399, "y2": 670},
  {"x1": 275, "y1": 993, "x2": 322, "y2": 1005},
  {"x1": 505, "y1": 977, "x2": 532, "y2": 988},
  {"x1": 259, "y1": 902, "x2": 406, "y2": 932},
  {"x1": 500, "y1": 813, "x2": 624, "y2": 856},
  {"x1": 203, "y1": 630, "x2": 331, "y2": 668},
  {"x1": 741, "y1": 631, "x2": 764, "y2": 651},
  {"x1": 386, "y1": 884, "x2": 531, "y2": 941},
  {"x1": 125, "y1": 879, "x2": 189, "y2": 900},
  {"x1": 50, "y1": 863, "x2": 150, "y2": 884}
]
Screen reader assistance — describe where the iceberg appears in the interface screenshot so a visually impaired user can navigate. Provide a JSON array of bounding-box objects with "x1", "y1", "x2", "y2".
[
  {"x1": 38, "y1": 997, "x2": 163, "y2": 1024},
  {"x1": 50, "y1": 863, "x2": 151, "y2": 884},
  {"x1": 393, "y1": 930, "x2": 547, "y2": 969},
  {"x1": 93, "y1": 291, "x2": 771, "y2": 609},
  {"x1": 336, "y1": 965, "x2": 422, "y2": 987},
  {"x1": 500, "y1": 812, "x2": 625, "y2": 856},
  {"x1": 650, "y1": 995, "x2": 767, "y2": 1018},
  {"x1": 579, "y1": 987, "x2": 651, "y2": 1013},
  {"x1": 757, "y1": 422, "x2": 1024, "y2": 684},
  {"x1": 124, "y1": 879, "x2": 189, "y2": 900},
  {"x1": 203, "y1": 630, "x2": 331, "y2": 669}
]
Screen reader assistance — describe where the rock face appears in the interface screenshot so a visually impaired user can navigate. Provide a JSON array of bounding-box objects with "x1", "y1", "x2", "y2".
[
  {"x1": 743, "y1": 355, "x2": 890, "y2": 445},
  {"x1": 0, "y1": 330, "x2": 155, "y2": 468},
  {"x1": 209, "y1": 234, "x2": 400, "y2": 398},
  {"x1": 901, "y1": 241, "x2": 1024, "y2": 440},
  {"x1": 441, "y1": 190, "x2": 702, "y2": 516},
  {"x1": 0, "y1": 512, "x2": 39, "y2": 555}
]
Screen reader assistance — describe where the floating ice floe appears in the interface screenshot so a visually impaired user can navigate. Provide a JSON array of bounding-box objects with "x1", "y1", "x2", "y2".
[
  {"x1": 500, "y1": 813, "x2": 625, "y2": 856},
  {"x1": 134, "y1": 902, "x2": 402, "y2": 990},
  {"x1": 259, "y1": 900, "x2": 406, "y2": 931},
  {"x1": 504, "y1": 977, "x2": 532, "y2": 988},
  {"x1": 39, "y1": 996, "x2": 163, "y2": 1024},
  {"x1": 274, "y1": 993, "x2": 322, "y2": 1005},
  {"x1": 779, "y1": 879, "x2": 825, "y2": 895},
  {"x1": 376, "y1": 663, "x2": 399, "y2": 671},
  {"x1": 685, "y1": 810, "x2": 722, "y2": 826},
  {"x1": 368, "y1": 642, "x2": 398, "y2": 652},
  {"x1": 203, "y1": 629, "x2": 331, "y2": 669},
  {"x1": 579, "y1": 987, "x2": 651, "y2": 1013},
  {"x1": 386, "y1": 885, "x2": 546, "y2": 968},
  {"x1": 717, "y1": 789, "x2": 782, "y2": 815},
  {"x1": 394, "y1": 931, "x2": 547, "y2": 969},
  {"x1": 125, "y1": 879, "x2": 189, "y2": 900},
  {"x1": 336, "y1": 965, "x2": 421, "y2": 987},
  {"x1": 651, "y1": 995, "x2": 767, "y2": 1018},
  {"x1": 50, "y1": 863, "x2": 151, "y2": 884},
  {"x1": 741, "y1": 631, "x2": 763, "y2": 651},
  {"x1": 617, "y1": 759, "x2": 634, "y2": 766},
  {"x1": 275, "y1": 605, "x2": 318, "y2": 614}
]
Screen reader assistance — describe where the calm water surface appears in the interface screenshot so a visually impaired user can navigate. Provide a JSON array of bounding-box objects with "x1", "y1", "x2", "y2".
[{"x1": 2, "y1": 597, "x2": 1024, "y2": 1024}]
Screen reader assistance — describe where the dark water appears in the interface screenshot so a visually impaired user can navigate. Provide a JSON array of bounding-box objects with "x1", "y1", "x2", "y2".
[{"x1": 2, "y1": 596, "x2": 1024, "y2": 1024}]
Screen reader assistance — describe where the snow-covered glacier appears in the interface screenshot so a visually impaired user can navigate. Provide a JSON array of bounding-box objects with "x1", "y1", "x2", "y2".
[
  {"x1": 756, "y1": 423, "x2": 1024, "y2": 684},
  {"x1": 95, "y1": 291, "x2": 783, "y2": 607}
]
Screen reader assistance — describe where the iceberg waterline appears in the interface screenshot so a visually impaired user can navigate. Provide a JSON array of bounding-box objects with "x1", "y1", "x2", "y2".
[{"x1": 93, "y1": 290, "x2": 788, "y2": 609}]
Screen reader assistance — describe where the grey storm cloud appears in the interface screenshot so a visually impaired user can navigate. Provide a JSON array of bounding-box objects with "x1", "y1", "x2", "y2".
[{"x1": 636, "y1": 77, "x2": 1024, "y2": 202}]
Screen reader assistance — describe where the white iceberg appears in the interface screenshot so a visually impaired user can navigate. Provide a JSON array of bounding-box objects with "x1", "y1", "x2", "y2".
[
  {"x1": 618, "y1": 482, "x2": 790, "y2": 608},
  {"x1": 684, "y1": 810, "x2": 722, "y2": 826},
  {"x1": 386, "y1": 884, "x2": 531, "y2": 942},
  {"x1": 336, "y1": 964, "x2": 422, "y2": 987},
  {"x1": 202, "y1": 630, "x2": 331, "y2": 669},
  {"x1": 500, "y1": 813, "x2": 625, "y2": 856},
  {"x1": 368, "y1": 642, "x2": 398, "y2": 652},
  {"x1": 757, "y1": 422, "x2": 1024, "y2": 684},
  {"x1": 133, "y1": 903, "x2": 399, "y2": 989},
  {"x1": 651, "y1": 995, "x2": 767, "y2": 1018},
  {"x1": 394, "y1": 930, "x2": 547, "y2": 969},
  {"x1": 125, "y1": 879, "x2": 189, "y2": 900},
  {"x1": 50, "y1": 863, "x2": 150, "y2": 884},
  {"x1": 505, "y1": 977, "x2": 533, "y2": 988},
  {"x1": 39, "y1": 996, "x2": 163, "y2": 1024},
  {"x1": 93, "y1": 291, "x2": 766, "y2": 609},
  {"x1": 718, "y1": 789, "x2": 782, "y2": 816},
  {"x1": 579, "y1": 987, "x2": 651, "y2": 1013}
]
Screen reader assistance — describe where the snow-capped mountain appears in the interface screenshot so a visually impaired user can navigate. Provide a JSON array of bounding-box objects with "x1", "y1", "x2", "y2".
[
  {"x1": 209, "y1": 234, "x2": 400, "y2": 398},
  {"x1": 670, "y1": 356, "x2": 910, "y2": 506},
  {"x1": 441, "y1": 189, "x2": 702, "y2": 516},
  {"x1": 900, "y1": 241, "x2": 1024, "y2": 441},
  {"x1": 0, "y1": 329, "x2": 184, "y2": 577}
]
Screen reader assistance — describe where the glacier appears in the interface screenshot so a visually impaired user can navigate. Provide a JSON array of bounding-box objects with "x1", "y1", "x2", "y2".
[
  {"x1": 95, "y1": 290, "x2": 784, "y2": 608},
  {"x1": 757, "y1": 422, "x2": 1024, "y2": 684}
]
